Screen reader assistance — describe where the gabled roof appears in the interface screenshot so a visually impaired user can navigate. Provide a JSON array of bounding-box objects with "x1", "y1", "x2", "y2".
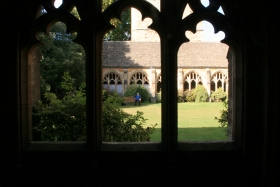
[{"x1": 102, "y1": 41, "x2": 229, "y2": 68}]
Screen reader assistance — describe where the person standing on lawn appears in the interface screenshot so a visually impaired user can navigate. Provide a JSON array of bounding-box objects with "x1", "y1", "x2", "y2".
[{"x1": 134, "y1": 93, "x2": 141, "y2": 106}]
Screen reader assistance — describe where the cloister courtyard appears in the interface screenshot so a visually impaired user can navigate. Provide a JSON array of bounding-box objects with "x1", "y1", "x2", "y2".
[{"x1": 121, "y1": 102, "x2": 227, "y2": 141}]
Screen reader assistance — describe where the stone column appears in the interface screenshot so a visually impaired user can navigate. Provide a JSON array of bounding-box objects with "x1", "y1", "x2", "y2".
[
  {"x1": 150, "y1": 67, "x2": 156, "y2": 102},
  {"x1": 227, "y1": 48, "x2": 233, "y2": 140},
  {"x1": 215, "y1": 78, "x2": 217, "y2": 91},
  {"x1": 30, "y1": 46, "x2": 41, "y2": 106},
  {"x1": 30, "y1": 46, "x2": 41, "y2": 141},
  {"x1": 178, "y1": 68, "x2": 183, "y2": 92},
  {"x1": 226, "y1": 80, "x2": 229, "y2": 92},
  {"x1": 206, "y1": 68, "x2": 211, "y2": 96},
  {"x1": 222, "y1": 75, "x2": 225, "y2": 91},
  {"x1": 123, "y1": 69, "x2": 128, "y2": 95}
]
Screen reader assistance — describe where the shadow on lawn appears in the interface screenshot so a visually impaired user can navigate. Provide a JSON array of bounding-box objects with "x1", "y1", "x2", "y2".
[{"x1": 150, "y1": 127, "x2": 227, "y2": 142}]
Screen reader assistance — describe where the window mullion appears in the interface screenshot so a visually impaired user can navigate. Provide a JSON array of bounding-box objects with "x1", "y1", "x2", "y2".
[
  {"x1": 88, "y1": 0, "x2": 103, "y2": 151},
  {"x1": 161, "y1": 0, "x2": 178, "y2": 153}
]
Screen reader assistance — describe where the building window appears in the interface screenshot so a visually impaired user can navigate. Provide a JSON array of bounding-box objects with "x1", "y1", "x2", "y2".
[
  {"x1": 211, "y1": 72, "x2": 228, "y2": 92},
  {"x1": 21, "y1": 0, "x2": 241, "y2": 151},
  {"x1": 129, "y1": 71, "x2": 150, "y2": 88},
  {"x1": 103, "y1": 71, "x2": 122, "y2": 94},
  {"x1": 156, "y1": 74, "x2": 162, "y2": 93},
  {"x1": 184, "y1": 72, "x2": 203, "y2": 91}
]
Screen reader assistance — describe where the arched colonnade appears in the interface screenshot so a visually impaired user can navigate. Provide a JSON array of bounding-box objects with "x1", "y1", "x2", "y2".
[{"x1": 103, "y1": 68, "x2": 228, "y2": 100}]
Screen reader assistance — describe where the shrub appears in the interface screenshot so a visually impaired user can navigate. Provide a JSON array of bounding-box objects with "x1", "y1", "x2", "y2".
[
  {"x1": 185, "y1": 90, "x2": 195, "y2": 102},
  {"x1": 103, "y1": 91, "x2": 156, "y2": 141},
  {"x1": 177, "y1": 90, "x2": 185, "y2": 103},
  {"x1": 156, "y1": 90, "x2": 161, "y2": 103},
  {"x1": 215, "y1": 99, "x2": 228, "y2": 136},
  {"x1": 33, "y1": 84, "x2": 86, "y2": 141},
  {"x1": 124, "y1": 84, "x2": 151, "y2": 103},
  {"x1": 211, "y1": 87, "x2": 227, "y2": 102},
  {"x1": 103, "y1": 89, "x2": 123, "y2": 103},
  {"x1": 33, "y1": 73, "x2": 156, "y2": 142},
  {"x1": 193, "y1": 85, "x2": 209, "y2": 102}
]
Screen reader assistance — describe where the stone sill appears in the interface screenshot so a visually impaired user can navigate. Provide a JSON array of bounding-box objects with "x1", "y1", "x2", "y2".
[{"x1": 25, "y1": 141, "x2": 238, "y2": 151}]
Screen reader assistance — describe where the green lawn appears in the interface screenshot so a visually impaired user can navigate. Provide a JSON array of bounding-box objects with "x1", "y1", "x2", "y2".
[{"x1": 121, "y1": 102, "x2": 227, "y2": 141}]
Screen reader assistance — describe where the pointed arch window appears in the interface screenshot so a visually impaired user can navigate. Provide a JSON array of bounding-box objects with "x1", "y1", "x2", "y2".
[
  {"x1": 156, "y1": 74, "x2": 162, "y2": 93},
  {"x1": 21, "y1": 0, "x2": 241, "y2": 151},
  {"x1": 103, "y1": 72, "x2": 122, "y2": 93},
  {"x1": 129, "y1": 71, "x2": 149, "y2": 85},
  {"x1": 184, "y1": 72, "x2": 203, "y2": 91},
  {"x1": 211, "y1": 72, "x2": 228, "y2": 92}
]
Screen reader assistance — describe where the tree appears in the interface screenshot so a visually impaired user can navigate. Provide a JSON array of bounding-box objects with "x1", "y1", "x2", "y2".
[
  {"x1": 102, "y1": 0, "x2": 131, "y2": 41},
  {"x1": 39, "y1": 21, "x2": 85, "y2": 94},
  {"x1": 39, "y1": 2, "x2": 131, "y2": 94}
]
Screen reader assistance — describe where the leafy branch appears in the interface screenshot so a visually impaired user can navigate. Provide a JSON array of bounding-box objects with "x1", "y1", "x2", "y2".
[{"x1": 215, "y1": 99, "x2": 228, "y2": 135}]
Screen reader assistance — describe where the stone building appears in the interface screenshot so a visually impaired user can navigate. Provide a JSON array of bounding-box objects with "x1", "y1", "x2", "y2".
[{"x1": 102, "y1": 0, "x2": 228, "y2": 99}]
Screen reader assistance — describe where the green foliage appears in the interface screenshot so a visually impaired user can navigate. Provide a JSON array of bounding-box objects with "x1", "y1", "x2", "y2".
[
  {"x1": 102, "y1": 0, "x2": 131, "y2": 41},
  {"x1": 70, "y1": 7, "x2": 81, "y2": 20},
  {"x1": 122, "y1": 102, "x2": 227, "y2": 141},
  {"x1": 211, "y1": 87, "x2": 227, "y2": 102},
  {"x1": 61, "y1": 72, "x2": 75, "y2": 92},
  {"x1": 33, "y1": 74, "x2": 86, "y2": 141},
  {"x1": 177, "y1": 85, "x2": 208, "y2": 103},
  {"x1": 177, "y1": 90, "x2": 185, "y2": 103},
  {"x1": 185, "y1": 90, "x2": 195, "y2": 102},
  {"x1": 102, "y1": 0, "x2": 115, "y2": 11},
  {"x1": 124, "y1": 84, "x2": 151, "y2": 103},
  {"x1": 103, "y1": 93, "x2": 157, "y2": 141},
  {"x1": 193, "y1": 85, "x2": 209, "y2": 102},
  {"x1": 180, "y1": 85, "x2": 208, "y2": 103},
  {"x1": 38, "y1": 22, "x2": 85, "y2": 93},
  {"x1": 33, "y1": 74, "x2": 156, "y2": 142},
  {"x1": 39, "y1": 1, "x2": 129, "y2": 94},
  {"x1": 103, "y1": 89, "x2": 124, "y2": 104},
  {"x1": 156, "y1": 90, "x2": 161, "y2": 103},
  {"x1": 215, "y1": 99, "x2": 228, "y2": 135}
]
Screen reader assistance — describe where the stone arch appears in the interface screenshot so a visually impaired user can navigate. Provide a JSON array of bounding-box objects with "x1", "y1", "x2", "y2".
[
  {"x1": 128, "y1": 70, "x2": 150, "y2": 91},
  {"x1": 183, "y1": 70, "x2": 204, "y2": 91},
  {"x1": 129, "y1": 70, "x2": 149, "y2": 85},
  {"x1": 103, "y1": 70, "x2": 123, "y2": 94},
  {"x1": 211, "y1": 70, "x2": 228, "y2": 92},
  {"x1": 156, "y1": 72, "x2": 162, "y2": 93}
]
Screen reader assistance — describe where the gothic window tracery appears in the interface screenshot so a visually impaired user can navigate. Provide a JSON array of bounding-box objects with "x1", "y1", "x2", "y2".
[
  {"x1": 103, "y1": 72, "x2": 122, "y2": 93},
  {"x1": 211, "y1": 72, "x2": 228, "y2": 92},
  {"x1": 129, "y1": 71, "x2": 149, "y2": 86},
  {"x1": 156, "y1": 74, "x2": 162, "y2": 93},
  {"x1": 184, "y1": 72, "x2": 202, "y2": 91}
]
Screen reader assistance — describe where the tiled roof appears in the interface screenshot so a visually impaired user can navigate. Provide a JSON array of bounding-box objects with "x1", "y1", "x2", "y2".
[{"x1": 102, "y1": 41, "x2": 229, "y2": 68}]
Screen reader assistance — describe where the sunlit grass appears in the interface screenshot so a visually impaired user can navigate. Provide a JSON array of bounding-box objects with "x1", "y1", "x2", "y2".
[{"x1": 121, "y1": 102, "x2": 227, "y2": 141}]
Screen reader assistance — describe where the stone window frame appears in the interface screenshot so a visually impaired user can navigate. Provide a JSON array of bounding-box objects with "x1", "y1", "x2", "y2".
[
  {"x1": 211, "y1": 70, "x2": 228, "y2": 92},
  {"x1": 103, "y1": 70, "x2": 123, "y2": 93},
  {"x1": 128, "y1": 70, "x2": 150, "y2": 85},
  {"x1": 20, "y1": 0, "x2": 242, "y2": 152},
  {"x1": 183, "y1": 71, "x2": 203, "y2": 91},
  {"x1": 156, "y1": 72, "x2": 162, "y2": 93}
]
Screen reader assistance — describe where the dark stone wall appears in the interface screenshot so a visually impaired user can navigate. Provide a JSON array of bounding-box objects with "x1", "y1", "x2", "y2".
[{"x1": 30, "y1": 46, "x2": 41, "y2": 106}]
